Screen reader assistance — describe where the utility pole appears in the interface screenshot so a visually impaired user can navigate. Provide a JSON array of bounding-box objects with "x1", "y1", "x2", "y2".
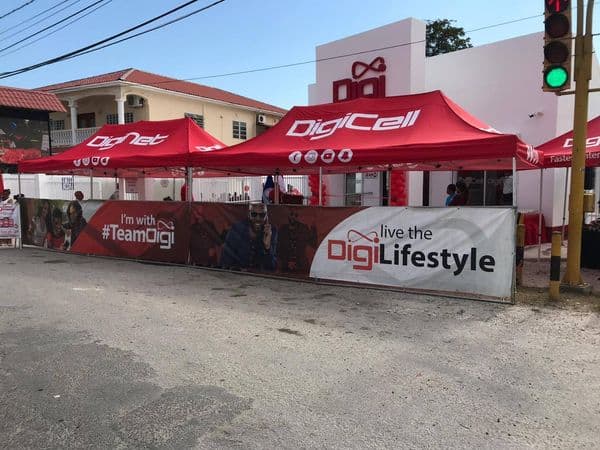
[{"x1": 563, "y1": 0, "x2": 594, "y2": 285}]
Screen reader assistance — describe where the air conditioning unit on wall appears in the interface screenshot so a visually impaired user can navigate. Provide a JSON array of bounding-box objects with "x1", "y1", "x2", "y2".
[
  {"x1": 127, "y1": 95, "x2": 144, "y2": 108},
  {"x1": 257, "y1": 114, "x2": 267, "y2": 125}
]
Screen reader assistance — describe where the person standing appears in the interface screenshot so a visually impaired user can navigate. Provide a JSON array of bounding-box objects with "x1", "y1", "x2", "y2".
[
  {"x1": 449, "y1": 181, "x2": 469, "y2": 206},
  {"x1": 1, "y1": 189, "x2": 12, "y2": 204},
  {"x1": 180, "y1": 183, "x2": 195, "y2": 202},
  {"x1": 445, "y1": 184, "x2": 456, "y2": 206},
  {"x1": 0, "y1": 189, "x2": 13, "y2": 246}
]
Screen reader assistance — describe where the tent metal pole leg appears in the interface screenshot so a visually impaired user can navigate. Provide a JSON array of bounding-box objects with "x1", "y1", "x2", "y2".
[
  {"x1": 538, "y1": 169, "x2": 544, "y2": 262},
  {"x1": 172, "y1": 177, "x2": 176, "y2": 200},
  {"x1": 318, "y1": 167, "x2": 323, "y2": 206},
  {"x1": 187, "y1": 167, "x2": 193, "y2": 204},
  {"x1": 483, "y1": 171, "x2": 487, "y2": 206},
  {"x1": 562, "y1": 167, "x2": 569, "y2": 243},
  {"x1": 89, "y1": 169, "x2": 94, "y2": 200},
  {"x1": 512, "y1": 157, "x2": 517, "y2": 207},
  {"x1": 274, "y1": 173, "x2": 280, "y2": 205},
  {"x1": 16, "y1": 172, "x2": 22, "y2": 250},
  {"x1": 387, "y1": 169, "x2": 392, "y2": 205}
]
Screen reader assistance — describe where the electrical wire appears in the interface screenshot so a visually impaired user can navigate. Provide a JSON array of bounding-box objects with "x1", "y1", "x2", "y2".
[
  {"x1": 0, "y1": 0, "x2": 114, "y2": 58},
  {"x1": 467, "y1": 13, "x2": 542, "y2": 33},
  {"x1": 0, "y1": 0, "x2": 213, "y2": 79},
  {"x1": 0, "y1": 6, "x2": 583, "y2": 83},
  {"x1": 165, "y1": 9, "x2": 595, "y2": 82},
  {"x1": 174, "y1": 13, "x2": 551, "y2": 82},
  {"x1": 63, "y1": 0, "x2": 226, "y2": 61},
  {"x1": 0, "y1": 0, "x2": 109, "y2": 55},
  {"x1": 0, "y1": 0, "x2": 84, "y2": 40},
  {"x1": 0, "y1": 0, "x2": 37, "y2": 21}
]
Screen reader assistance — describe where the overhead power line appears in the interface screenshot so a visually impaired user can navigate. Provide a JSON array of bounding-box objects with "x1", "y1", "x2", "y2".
[
  {"x1": 0, "y1": 6, "x2": 569, "y2": 83},
  {"x1": 66, "y1": 0, "x2": 227, "y2": 61},
  {"x1": 0, "y1": 0, "x2": 226, "y2": 79},
  {"x1": 0, "y1": 0, "x2": 38, "y2": 21},
  {"x1": 181, "y1": 13, "x2": 547, "y2": 81},
  {"x1": 0, "y1": 0, "x2": 84, "y2": 40},
  {"x1": 0, "y1": 0, "x2": 114, "y2": 58},
  {"x1": 0, "y1": 0, "x2": 109, "y2": 55},
  {"x1": 467, "y1": 13, "x2": 542, "y2": 33}
]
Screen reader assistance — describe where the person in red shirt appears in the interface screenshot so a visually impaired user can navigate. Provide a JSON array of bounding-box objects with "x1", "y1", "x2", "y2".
[{"x1": 180, "y1": 183, "x2": 194, "y2": 202}]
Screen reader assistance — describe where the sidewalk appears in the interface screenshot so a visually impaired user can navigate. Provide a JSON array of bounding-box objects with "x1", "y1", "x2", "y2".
[{"x1": 523, "y1": 242, "x2": 600, "y2": 292}]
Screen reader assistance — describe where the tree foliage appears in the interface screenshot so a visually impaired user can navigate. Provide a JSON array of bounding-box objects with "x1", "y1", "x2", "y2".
[{"x1": 426, "y1": 19, "x2": 472, "y2": 57}]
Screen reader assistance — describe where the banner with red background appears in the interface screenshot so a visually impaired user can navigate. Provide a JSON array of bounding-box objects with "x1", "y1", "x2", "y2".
[
  {"x1": 71, "y1": 201, "x2": 190, "y2": 263},
  {"x1": 19, "y1": 199, "x2": 514, "y2": 301}
]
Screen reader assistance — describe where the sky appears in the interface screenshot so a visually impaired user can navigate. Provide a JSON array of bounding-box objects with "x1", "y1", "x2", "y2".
[{"x1": 0, "y1": 0, "x2": 577, "y2": 109}]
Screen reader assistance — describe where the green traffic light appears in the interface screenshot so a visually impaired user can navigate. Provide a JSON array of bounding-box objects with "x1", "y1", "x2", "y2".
[{"x1": 545, "y1": 66, "x2": 568, "y2": 88}]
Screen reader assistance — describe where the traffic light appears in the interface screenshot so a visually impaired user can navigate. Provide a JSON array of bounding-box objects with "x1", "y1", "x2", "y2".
[{"x1": 543, "y1": 0, "x2": 572, "y2": 92}]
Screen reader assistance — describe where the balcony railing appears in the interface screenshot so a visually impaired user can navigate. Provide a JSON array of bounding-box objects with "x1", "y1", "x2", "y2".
[{"x1": 51, "y1": 127, "x2": 100, "y2": 148}]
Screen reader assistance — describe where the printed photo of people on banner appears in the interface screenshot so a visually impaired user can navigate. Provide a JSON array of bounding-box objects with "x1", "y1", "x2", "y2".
[
  {"x1": 20, "y1": 198, "x2": 359, "y2": 273},
  {"x1": 188, "y1": 203, "x2": 358, "y2": 275},
  {"x1": 21, "y1": 198, "x2": 102, "y2": 250},
  {"x1": 18, "y1": 199, "x2": 515, "y2": 299}
]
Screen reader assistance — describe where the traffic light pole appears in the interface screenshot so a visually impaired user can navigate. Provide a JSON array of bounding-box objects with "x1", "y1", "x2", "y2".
[{"x1": 563, "y1": 0, "x2": 594, "y2": 285}]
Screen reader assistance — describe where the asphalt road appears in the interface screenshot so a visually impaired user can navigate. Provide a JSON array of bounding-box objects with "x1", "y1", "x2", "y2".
[{"x1": 0, "y1": 248, "x2": 599, "y2": 449}]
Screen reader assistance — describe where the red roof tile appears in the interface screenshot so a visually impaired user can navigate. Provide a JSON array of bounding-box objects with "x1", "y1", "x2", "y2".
[
  {"x1": 39, "y1": 68, "x2": 287, "y2": 115},
  {"x1": 38, "y1": 68, "x2": 132, "y2": 92},
  {"x1": 0, "y1": 86, "x2": 66, "y2": 112}
]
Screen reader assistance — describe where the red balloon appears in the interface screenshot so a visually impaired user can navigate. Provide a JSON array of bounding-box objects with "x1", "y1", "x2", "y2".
[
  {"x1": 309, "y1": 174, "x2": 327, "y2": 206},
  {"x1": 389, "y1": 170, "x2": 407, "y2": 206}
]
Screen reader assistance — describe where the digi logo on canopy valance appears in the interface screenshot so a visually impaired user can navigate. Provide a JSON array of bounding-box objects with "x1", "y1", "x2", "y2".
[{"x1": 333, "y1": 56, "x2": 387, "y2": 102}]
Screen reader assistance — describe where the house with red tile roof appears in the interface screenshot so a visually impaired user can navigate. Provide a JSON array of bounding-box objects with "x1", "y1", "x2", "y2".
[
  {"x1": 0, "y1": 86, "x2": 66, "y2": 113},
  {"x1": 39, "y1": 68, "x2": 286, "y2": 148},
  {"x1": 0, "y1": 86, "x2": 65, "y2": 164}
]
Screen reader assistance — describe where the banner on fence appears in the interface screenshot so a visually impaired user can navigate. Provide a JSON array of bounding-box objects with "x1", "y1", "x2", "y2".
[
  {"x1": 71, "y1": 201, "x2": 190, "y2": 263},
  {"x1": 0, "y1": 202, "x2": 21, "y2": 238},
  {"x1": 309, "y1": 207, "x2": 515, "y2": 299},
  {"x1": 19, "y1": 199, "x2": 515, "y2": 300},
  {"x1": 20, "y1": 198, "x2": 103, "y2": 249}
]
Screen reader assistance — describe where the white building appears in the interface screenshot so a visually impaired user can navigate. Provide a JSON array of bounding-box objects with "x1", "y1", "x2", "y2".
[{"x1": 308, "y1": 18, "x2": 600, "y2": 230}]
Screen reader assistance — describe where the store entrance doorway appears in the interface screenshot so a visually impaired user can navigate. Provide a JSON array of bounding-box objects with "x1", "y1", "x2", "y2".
[{"x1": 456, "y1": 170, "x2": 514, "y2": 206}]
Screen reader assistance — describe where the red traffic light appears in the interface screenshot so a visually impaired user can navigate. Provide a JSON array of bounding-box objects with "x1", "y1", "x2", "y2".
[{"x1": 545, "y1": 0, "x2": 570, "y2": 13}]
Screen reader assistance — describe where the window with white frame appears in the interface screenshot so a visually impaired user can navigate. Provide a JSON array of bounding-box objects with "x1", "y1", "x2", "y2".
[
  {"x1": 184, "y1": 112, "x2": 204, "y2": 128},
  {"x1": 233, "y1": 120, "x2": 247, "y2": 139},
  {"x1": 106, "y1": 112, "x2": 134, "y2": 125},
  {"x1": 49, "y1": 119, "x2": 65, "y2": 130}
]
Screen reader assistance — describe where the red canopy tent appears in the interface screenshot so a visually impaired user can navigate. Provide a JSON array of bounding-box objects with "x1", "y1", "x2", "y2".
[
  {"x1": 530, "y1": 115, "x2": 600, "y2": 254},
  {"x1": 192, "y1": 90, "x2": 541, "y2": 174},
  {"x1": 18, "y1": 117, "x2": 228, "y2": 177},
  {"x1": 538, "y1": 114, "x2": 600, "y2": 168},
  {"x1": 523, "y1": 116, "x2": 600, "y2": 253}
]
